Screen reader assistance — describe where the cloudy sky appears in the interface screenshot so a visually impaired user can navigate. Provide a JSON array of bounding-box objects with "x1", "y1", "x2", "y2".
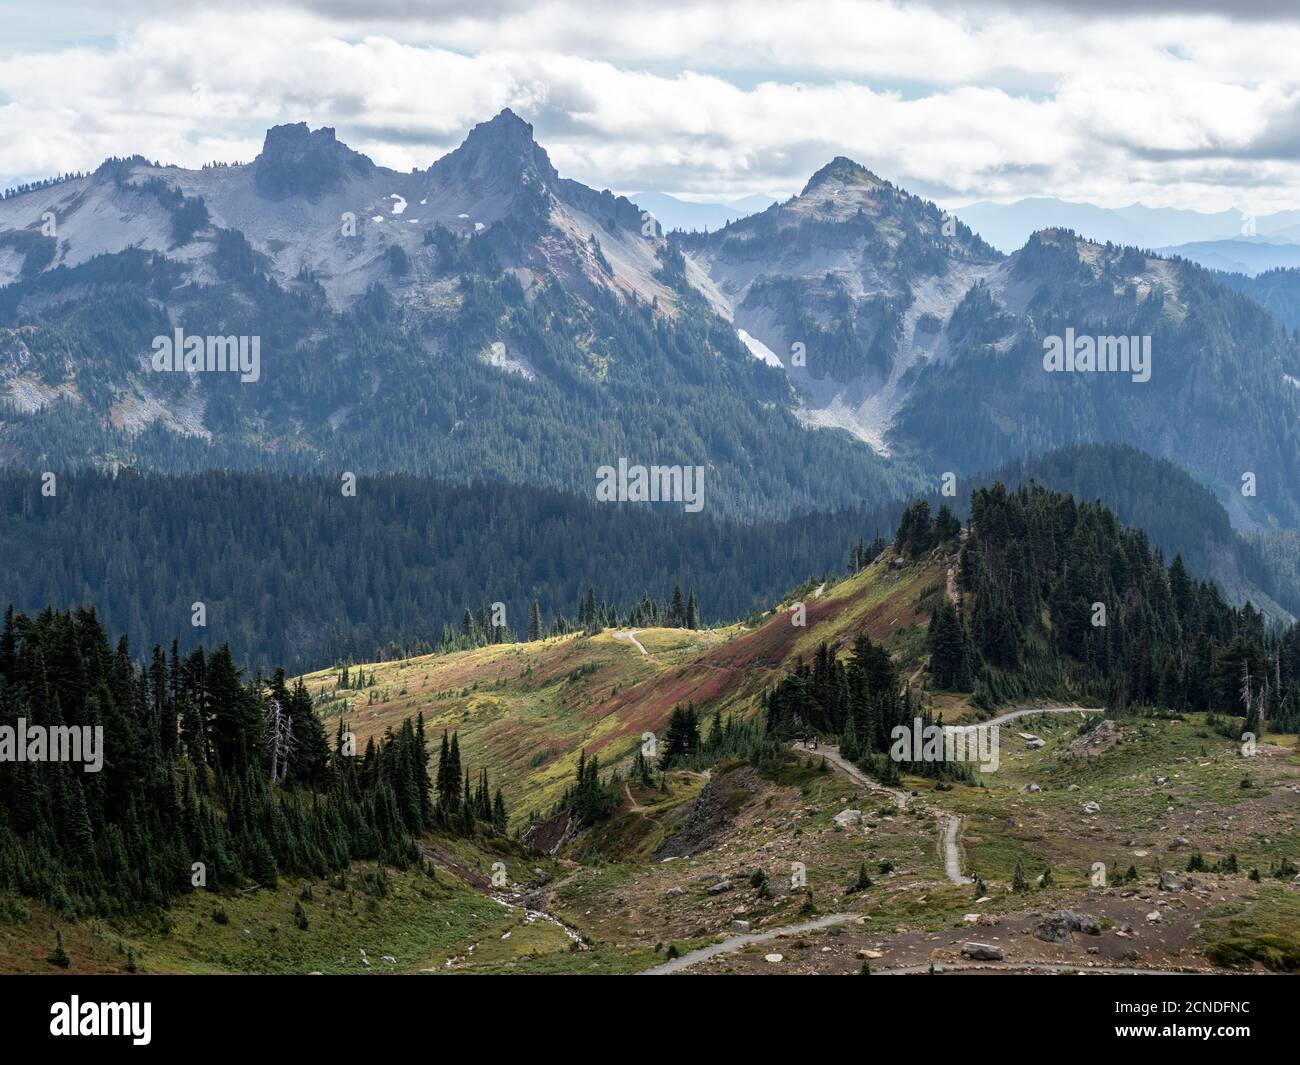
[{"x1": 3, "y1": 0, "x2": 1300, "y2": 213}]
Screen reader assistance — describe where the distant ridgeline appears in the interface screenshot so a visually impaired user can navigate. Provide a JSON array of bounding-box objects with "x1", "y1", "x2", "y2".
[
  {"x1": 0, "y1": 607, "x2": 505, "y2": 919},
  {"x1": 1212, "y1": 267, "x2": 1300, "y2": 331},
  {"x1": 0, "y1": 440, "x2": 1294, "y2": 676},
  {"x1": 0, "y1": 470, "x2": 907, "y2": 674}
]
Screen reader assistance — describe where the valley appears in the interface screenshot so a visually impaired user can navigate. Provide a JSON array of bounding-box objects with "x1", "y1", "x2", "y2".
[{"x1": 1, "y1": 484, "x2": 1298, "y2": 980}]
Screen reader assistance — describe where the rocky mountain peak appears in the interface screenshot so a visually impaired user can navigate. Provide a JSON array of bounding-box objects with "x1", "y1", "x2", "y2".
[
  {"x1": 254, "y1": 122, "x2": 376, "y2": 200},
  {"x1": 428, "y1": 108, "x2": 560, "y2": 195},
  {"x1": 800, "y1": 156, "x2": 884, "y2": 196}
]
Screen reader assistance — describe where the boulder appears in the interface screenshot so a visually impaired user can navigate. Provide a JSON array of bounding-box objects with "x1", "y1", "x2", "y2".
[
  {"x1": 707, "y1": 881, "x2": 731, "y2": 896},
  {"x1": 1068, "y1": 718, "x2": 1123, "y2": 757},
  {"x1": 1034, "y1": 916, "x2": 1073, "y2": 944},
  {"x1": 764, "y1": 953, "x2": 783, "y2": 963},
  {"x1": 1159, "y1": 871, "x2": 1191, "y2": 892},
  {"x1": 961, "y1": 942, "x2": 1004, "y2": 961},
  {"x1": 664, "y1": 887, "x2": 685, "y2": 899},
  {"x1": 1043, "y1": 909, "x2": 1102, "y2": 935},
  {"x1": 729, "y1": 919, "x2": 751, "y2": 932},
  {"x1": 833, "y1": 808, "x2": 863, "y2": 828}
]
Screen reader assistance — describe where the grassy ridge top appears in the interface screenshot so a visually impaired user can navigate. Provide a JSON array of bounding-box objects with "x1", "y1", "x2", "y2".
[{"x1": 300, "y1": 550, "x2": 952, "y2": 815}]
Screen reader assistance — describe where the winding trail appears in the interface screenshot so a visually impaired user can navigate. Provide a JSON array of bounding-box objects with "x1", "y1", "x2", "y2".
[
  {"x1": 641, "y1": 913, "x2": 858, "y2": 975},
  {"x1": 797, "y1": 740, "x2": 972, "y2": 885},
  {"x1": 643, "y1": 707, "x2": 1113, "y2": 975},
  {"x1": 796, "y1": 707, "x2": 1103, "y2": 890},
  {"x1": 977, "y1": 705, "x2": 1103, "y2": 730},
  {"x1": 796, "y1": 741, "x2": 909, "y2": 809},
  {"x1": 613, "y1": 629, "x2": 648, "y2": 655},
  {"x1": 938, "y1": 813, "x2": 970, "y2": 884}
]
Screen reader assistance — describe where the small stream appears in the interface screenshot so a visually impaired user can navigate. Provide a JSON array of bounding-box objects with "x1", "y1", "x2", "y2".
[{"x1": 491, "y1": 893, "x2": 585, "y2": 945}]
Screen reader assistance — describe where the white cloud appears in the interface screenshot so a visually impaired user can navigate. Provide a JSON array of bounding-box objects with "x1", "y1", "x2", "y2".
[{"x1": 4, "y1": 2, "x2": 1300, "y2": 214}]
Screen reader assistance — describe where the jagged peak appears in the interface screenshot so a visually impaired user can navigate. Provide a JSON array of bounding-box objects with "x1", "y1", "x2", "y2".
[
  {"x1": 254, "y1": 122, "x2": 375, "y2": 200},
  {"x1": 800, "y1": 156, "x2": 884, "y2": 196},
  {"x1": 257, "y1": 123, "x2": 373, "y2": 165},
  {"x1": 430, "y1": 108, "x2": 559, "y2": 191},
  {"x1": 478, "y1": 107, "x2": 534, "y2": 139}
]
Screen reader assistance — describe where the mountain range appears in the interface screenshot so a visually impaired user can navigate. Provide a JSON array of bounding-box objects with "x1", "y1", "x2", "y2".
[
  {"x1": 626, "y1": 191, "x2": 776, "y2": 233},
  {"x1": 953, "y1": 196, "x2": 1300, "y2": 253},
  {"x1": 955, "y1": 196, "x2": 1300, "y2": 277},
  {"x1": 1157, "y1": 239, "x2": 1300, "y2": 277},
  {"x1": 3, "y1": 112, "x2": 1300, "y2": 982},
  {"x1": 2, "y1": 110, "x2": 1299, "y2": 531}
]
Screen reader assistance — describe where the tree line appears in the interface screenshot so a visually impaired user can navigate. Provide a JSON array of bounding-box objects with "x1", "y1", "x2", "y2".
[
  {"x1": 0, "y1": 606, "x2": 507, "y2": 920},
  {"x1": 0, "y1": 470, "x2": 883, "y2": 673},
  {"x1": 945, "y1": 483, "x2": 1299, "y2": 730}
]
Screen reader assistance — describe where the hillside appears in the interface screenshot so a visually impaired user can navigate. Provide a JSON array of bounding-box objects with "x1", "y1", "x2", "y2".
[
  {"x1": 893, "y1": 230, "x2": 1300, "y2": 528},
  {"x1": 0, "y1": 113, "x2": 904, "y2": 521},
  {"x1": 297, "y1": 554, "x2": 942, "y2": 816},
  {"x1": 299, "y1": 480, "x2": 1300, "y2": 816},
  {"x1": 977, "y1": 444, "x2": 1297, "y2": 621},
  {"x1": 280, "y1": 485, "x2": 1300, "y2": 974},
  {"x1": 3, "y1": 485, "x2": 1299, "y2": 975},
  {"x1": 5, "y1": 116, "x2": 1300, "y2": 529}
]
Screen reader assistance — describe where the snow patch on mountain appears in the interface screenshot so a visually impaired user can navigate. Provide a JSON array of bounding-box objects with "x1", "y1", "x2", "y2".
[{"x1": 736, "y1": 328, "x2": 783, "y2": 368}]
